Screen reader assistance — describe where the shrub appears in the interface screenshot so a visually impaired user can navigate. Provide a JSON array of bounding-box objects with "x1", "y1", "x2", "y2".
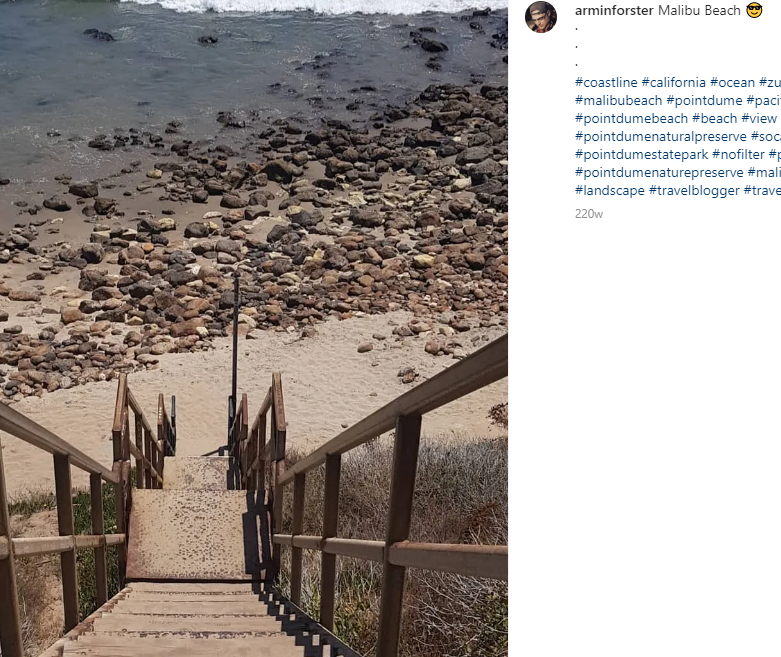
[{"x1": 278, "y1": 435, "x2": 508, "y2": 657}]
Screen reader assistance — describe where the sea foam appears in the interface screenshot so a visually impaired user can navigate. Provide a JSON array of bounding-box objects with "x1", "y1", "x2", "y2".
[{"x1": 119, "y1": 0, "x2": 508, "y2": 14}]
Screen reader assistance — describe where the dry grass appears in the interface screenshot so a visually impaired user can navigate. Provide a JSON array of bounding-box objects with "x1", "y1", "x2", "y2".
[
  {"x1": 279, "y1": 434, "x2": 508, "y2": 657},
  {"x1": 6, "y1": 483, "x2": 122, "y2": 657}
]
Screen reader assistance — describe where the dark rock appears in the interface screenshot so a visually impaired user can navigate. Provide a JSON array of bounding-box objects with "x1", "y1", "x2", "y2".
[
  {"x1": 410, "y1": 31, "x2": 448, "y2": 52},
  {"x1": 215, "y1": 240, "x2": 241, "y2": 254},
  {"x1": 191, "y1": 190, "x2": 209, "y2": 203},
  {"x1": 80, "y1": 243, "x2": 105, "y2": 264},
  {"x1": 79, "y1": 269, "x2": 111, "y2": 292},
  {"x1": 289, "y1": 210, "x2": 319, "y2": 229},
  {"x1": 350, "y1": 207, "x2": 384, "y2": 228},
  {"x1": 216, "y1": 111, "x2": 245, "y2": 129},
  {"x1": 69, "y1": 182, "x2": 99, "y2": 198},
  {"x1": 266, "y1": 225, "x2": 292, "y2": 243},
  {"x1": 456, "y1": 146, "x2": 492, "y2": 165},
  {"x1": 198, "y1": 35, "x2": 219, "y2": 45},
  {"x1": 128, "y1": 281, "x2": 156, "y2": 299},
  {"x1": 94, "y1": 197, "x2": 116, "y2": 215},
  {"x1": 43, "y1": 197, "x2": 71, "y2": 212},
  {"x1": 84, "y1": 28, "x2": 115, "y2": 42},
  {"x1": 249, "y1": 191, "x2": 271, "y2": 207},
  {"x1": 262, "y1": 159, "x2": 301, "y2": 184},
  {"x1": 220, "y1": 194, "x2": 248, "y2": 209},
  {"x1": 165, "y1": 270, "x2": 197, "y2": 286},
  {"x1": 313, "y1": 178, "x2": 337, "y2": 191},
  {"x1": 138, "y1": 218, "x2": 162, "y2": 234},
  {"x1": 184, "y1": 222, "x2": 210, "y2": 238},
  {"x1": 168, "y1": 250, "x2": 196, "y2": 266}
]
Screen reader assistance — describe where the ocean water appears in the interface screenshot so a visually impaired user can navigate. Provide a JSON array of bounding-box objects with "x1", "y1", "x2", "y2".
[{"x1": 0, "y1": 0, "x2": 508, "y2": 182}]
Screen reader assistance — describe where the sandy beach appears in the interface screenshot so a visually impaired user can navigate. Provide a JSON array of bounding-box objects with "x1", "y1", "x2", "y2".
[{"x1": 2, "y1": 310, "x2": 506, "y2": 498}]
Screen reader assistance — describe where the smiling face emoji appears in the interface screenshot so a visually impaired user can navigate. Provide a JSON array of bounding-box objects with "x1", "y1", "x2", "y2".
[{"x1": 747, "y1": 2, "x2": 763, "y2": 17}]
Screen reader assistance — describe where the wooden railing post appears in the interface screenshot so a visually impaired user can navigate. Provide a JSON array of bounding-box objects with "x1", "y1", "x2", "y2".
[
  {"x1": 54, "y1": 454, "x2": 79, "y2": 632},
  {"x1": 0, "y1": 435, "x2": 24, "y2": 657},
  {"x1": 143, "y1": 427, "x2": 152, "y2": 489},
  {"x1": 376, "y1": 415, "x2": 422, "y2": 657},
  {"x1": 156, "y1": 395, "x2": 163, "y2": 490},
  {"x1": 113, "y1": 460, "x2": 128, "y2": 587},
  {"x1": 135, "y1": 412, "x2": 144, "y2": 490},
  {"x1": 319, "y1": 453, "x2": 341, "y2": 630},
  {"x1": 272, "y1": 463, "x2": 285, "y2": 581},
  {"x1": 290, "y1": 472, "x2": 306, "y2": 604},
  {"x1": 112, "y1": 375, "x2": 126, "y2": 464},
  {"x1": 90, "y1": 473, "x2": 108, "y2": 606},
  {"x1": 247, "y1": 425, "x2": 257, "y2": 491},
  {"x1": 259, "y1": 411, "x2": 267, "y2": 492}
]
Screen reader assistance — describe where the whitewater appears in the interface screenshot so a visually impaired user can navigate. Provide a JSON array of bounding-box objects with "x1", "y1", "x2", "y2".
[{"x1": 119, "y1": 0, "x2": 508, "y2": 14}]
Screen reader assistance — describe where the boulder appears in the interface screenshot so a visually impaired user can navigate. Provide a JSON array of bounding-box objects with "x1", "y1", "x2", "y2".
[
  {"x1": 169, "y1": 317, "x2": 205, "y2": 337},
  {"x1": 262, "y1": 159, "x2": 301, "y2": 184},
  {"x1": 94, "y1": 197, "x2": 116, "y2": 215},
  {"x1": 43, "y1": 197, "x2": 71, "y2": 212},
  {"x1": 61, "y1": 308, "x2": 86, "y2": 324},
  {"x1": 184, "y1": 222, "x2": 210, "y2": 238},
  {"x1": 69, "y1": 182, "x2": 99, "y2": 198},
  {"x1": 81, "y1": 243, "x2": 105, "y2": 264},
  {"x1": 220, "y1": 194, "x2": 248, "y2": 209}
]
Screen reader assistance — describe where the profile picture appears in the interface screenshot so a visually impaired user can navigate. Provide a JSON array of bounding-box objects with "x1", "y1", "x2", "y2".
[{"x1": 526, "y1": 2, "x2": 557, "y2": 33}]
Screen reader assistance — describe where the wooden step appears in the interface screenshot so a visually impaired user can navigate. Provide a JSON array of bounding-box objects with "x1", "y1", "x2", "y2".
[
  {"x1": 126, "y1": 489, "x2": 269, "y2": 580},
  {"x1": 128, "y1": 582, "x2": 261, "y2": 593},
  {"x1": 163, "y1": 457, "x2": 231, "y2": 491},
  {"x1": 124, "y1": 592, "x2": 263, "y2": 602},
  {"x1": 112, "y1": 600, "x2": 275, "y2": 615},
  {"x1": 91, "y1": 613, "x2": 285, "y2": 633},
  {"x1": 63, "y1": 636, "x2": 310, "y2": 657}
]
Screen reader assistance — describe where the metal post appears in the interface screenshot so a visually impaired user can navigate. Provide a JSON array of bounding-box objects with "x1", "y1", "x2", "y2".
[
  {"x1": 231, "y1": 273, "x2": 239, "y2": 415},
  {"x1": 170, "y1": 395, "x2": 177, "y2": 456}
]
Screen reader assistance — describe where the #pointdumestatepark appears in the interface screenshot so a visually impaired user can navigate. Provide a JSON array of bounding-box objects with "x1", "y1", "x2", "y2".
[{"x1": 575, "y1": 5, "x2": 742, "y2": 15}]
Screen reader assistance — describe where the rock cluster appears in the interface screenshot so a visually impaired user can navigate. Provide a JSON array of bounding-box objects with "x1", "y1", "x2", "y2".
[{"x1": 0, "y1": 82, "x2": 508, "y2": 399}]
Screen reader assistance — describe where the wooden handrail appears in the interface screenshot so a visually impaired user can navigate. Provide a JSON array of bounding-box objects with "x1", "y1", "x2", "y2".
[
  {"x1": 270, "y1": 535, "x2": 507, "y2": 580},
  {"x1": 127, "y1": 442, "x2": 163, "y2": 484},
  {"x1": 112, "y1": 375, "x2": 127, "y2": 436},
  {"x1": 266, "y1": 333, "x2": 509, "y2": 654},
  {"x1": 128, "y1": 389, "x2": 155, "y2": 438},
  {"x1": 272, "y1": 372, "x2": 286, "y2": 433},
  {"x1": 250, "y1": 387, "x2": 272, "y2": 433},
  {"x1": 7, "y1": 534, "x2": 126, "y2": 558},
  {"x1": 279, "y1": 333, "x2": 508, "y2": 486},
  {"x1": 0, "y1": 401, "x2": 117, "y2": 483},
  {"x1": 0, "y1": 396, "x2": 133, "y2": 657}
]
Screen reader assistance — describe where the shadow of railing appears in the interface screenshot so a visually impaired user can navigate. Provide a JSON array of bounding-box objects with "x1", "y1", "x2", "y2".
[
  {"x1": 247, "y1": 584, "x2": 364, "y2": 657},
  {"x1": 242, "y1": 488, "x2": 274, "y2": 583}
]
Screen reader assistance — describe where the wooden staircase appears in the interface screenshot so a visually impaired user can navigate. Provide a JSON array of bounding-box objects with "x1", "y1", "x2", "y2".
[
  {"x1": 0, "y1": 335, "x2": 509, "y2": 657},
  {"x1": 67, "y1": 455, "x2": 306, "y2": 656},
  {"x1": 59, "y1": 582, "x2": 326, "y2": 656}
]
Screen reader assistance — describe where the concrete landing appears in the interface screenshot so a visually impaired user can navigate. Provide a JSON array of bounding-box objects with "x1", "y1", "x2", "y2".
[
  {"x1": 126, "y1": 489, "x2": 268, "y2": 581},
  {"x1": 163, "y1": 456, "x2": 230, "y2": 490}
]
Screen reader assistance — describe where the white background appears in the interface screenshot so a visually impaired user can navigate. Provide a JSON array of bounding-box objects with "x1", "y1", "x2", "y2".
[{"x1": 516, "y1": 4, "x2": 781, "y2": 655}]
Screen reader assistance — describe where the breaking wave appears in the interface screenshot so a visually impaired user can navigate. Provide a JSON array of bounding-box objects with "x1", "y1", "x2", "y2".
[{"x1": 119, "y1": 0, "x2": 507, "y2": 14}]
